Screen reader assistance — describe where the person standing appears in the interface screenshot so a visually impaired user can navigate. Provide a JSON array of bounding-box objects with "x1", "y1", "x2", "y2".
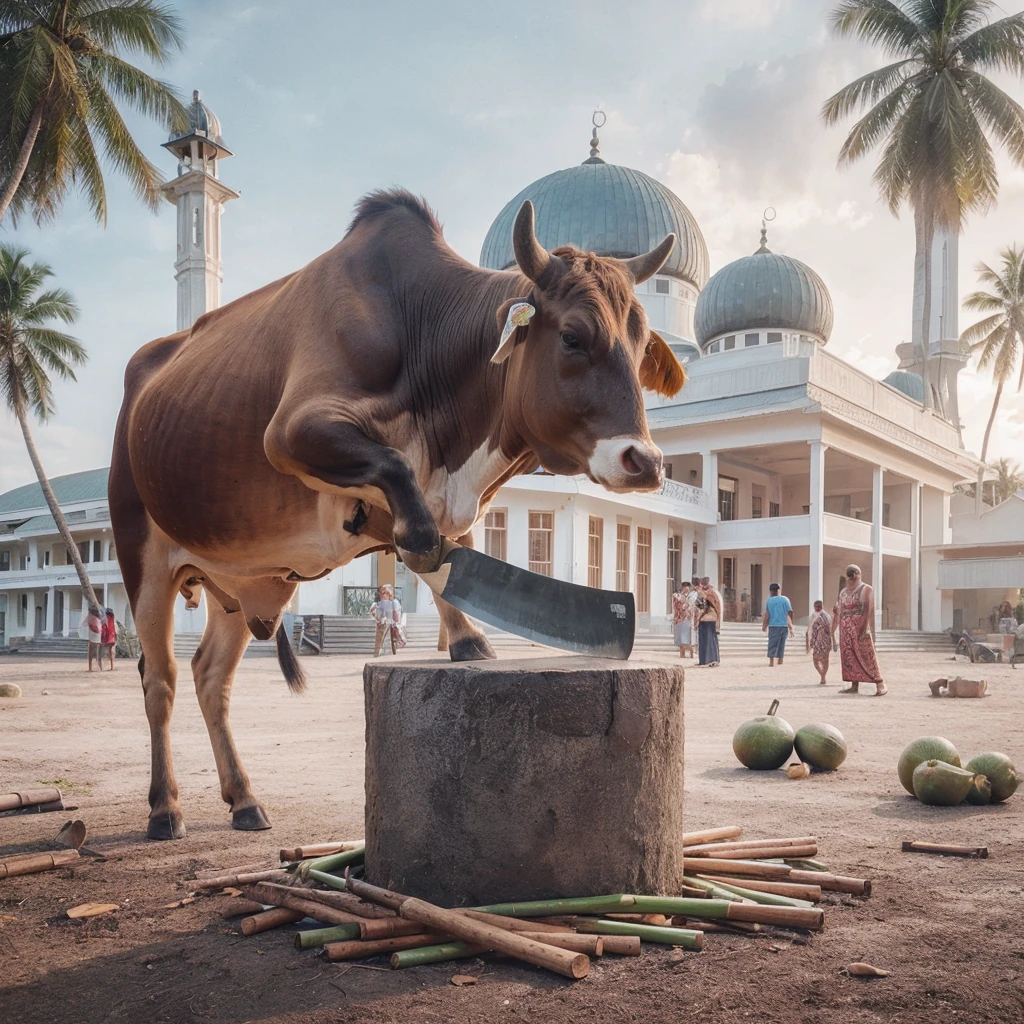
[
  {"x1": 761, "y1": 582, "x2": 794, "y2": 666},
  {"x1": 806, "y1": 600, "x2": 832, "y2": 685},
  {"x1": 85, "y1": 605, "x2": 103, "y2": 672},
  {"x1": 698, "y1": 577, "x2": 721, "y2": 667},
  {"x1": 370, "y1": 585, "x2": 401, "y2": 657},
  {"x1": 832, "y1": 565, "x2": 886, "y2": 696},
  {"x1": 100, "y1": 607, "x2": 117, "y2": 670},
  {"x1": 672, "y1": 582, "x2": 694, "y2": 659}
]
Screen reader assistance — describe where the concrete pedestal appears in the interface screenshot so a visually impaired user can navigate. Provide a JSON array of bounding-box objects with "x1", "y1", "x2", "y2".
[{"x1": 363, "y1": 657, "x2": 685, "y2": 906}]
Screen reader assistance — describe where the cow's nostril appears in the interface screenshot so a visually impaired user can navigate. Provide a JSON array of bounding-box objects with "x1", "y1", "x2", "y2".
[{"x1": 620, "y1": 446, "x2": 643, "y2": 475}]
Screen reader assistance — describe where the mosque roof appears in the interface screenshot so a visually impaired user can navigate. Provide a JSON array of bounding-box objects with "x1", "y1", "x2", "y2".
[
  {"x1": 0, "y1": 468, "x2": 109, "y2": 517},
  {"x1": 480, "y1": 127, "x2": 709, "y2": 288},
  {"x1": 883, "y1": 369, "x2": 925, "y2": 402},
  {"x1": 168, "y1": 90, "x2": 225, "y2": 146},
  {"x1": 694, "y1": 228, "x2": 834, "y2": 346}
]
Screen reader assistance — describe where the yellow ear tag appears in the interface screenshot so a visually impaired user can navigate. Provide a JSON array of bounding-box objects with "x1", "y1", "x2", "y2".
[{"x1": 492, "y1": 301, "x2": 535, "y2": 363}]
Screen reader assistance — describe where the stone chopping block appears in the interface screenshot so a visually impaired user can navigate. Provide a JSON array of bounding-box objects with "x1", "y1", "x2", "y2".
[{"x1": 363, "y1": 657, "x2": 685, "y2": 906}]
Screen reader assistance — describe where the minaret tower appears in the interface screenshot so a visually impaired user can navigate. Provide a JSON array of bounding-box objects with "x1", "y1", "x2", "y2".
[{"x1": 159, "y1": 91, "x2": 238, "y2": 330}]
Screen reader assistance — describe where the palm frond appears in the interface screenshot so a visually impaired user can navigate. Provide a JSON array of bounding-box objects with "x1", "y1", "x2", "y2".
[
  {"x1": 834, "y1": 79, "x2": 914, "y2": 165},
  {"x1": 21, "y1": 287, "x2": 79, "y2": 324},
  {"x1": 821, "y1": 59, "x2": 913, "y2": 125},
  {"x1": 959, "y1": 13, "x2": 1024, "y2": 75},
  {"x1": 829, "y1": 0, "x2": 923, "y2": 56},
  {"x1": 77, "y1": 1, "x2": 185, "y2": 62},
  {"x1": 959, "y1": 310, "x2": 1004, "y2": 345},
  {"x1": 87, "y1": 52, "x2": 186, "y2": 128},
  {"x1": 22, "y1": 327, "x2": 87, "y2": 376},
  {"x1": 970, "y1": 322, "x2": 1007, "y2": 369},
  {"x1": 963, "y1": 70, "x2": 1024, "y2": 166}
]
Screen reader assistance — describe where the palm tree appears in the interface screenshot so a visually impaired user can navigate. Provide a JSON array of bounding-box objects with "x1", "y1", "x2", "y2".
[
  {"x1": 960, "y1": 245, "x2": 1024, "y2": 465},
  {"x1": 989, "y1": 457, "x2": 1024, "y2": 503},
  {"x1": 822, "y1": 0, "x2": 1024, "y2": 411},
  {"x1": 0, "y1": 243, "x2": 100, "y2": 612},
  {"x1": 0, "y1": 1, "x2": 187, "y2": 226}
]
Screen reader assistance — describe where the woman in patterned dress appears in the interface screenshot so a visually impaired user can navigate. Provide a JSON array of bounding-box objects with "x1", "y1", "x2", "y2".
[
  {"x1": 831, "y1": 565, "x2": 886, "y2": 696},
  {"x1": 673, "y1": 583, "x2": 694, "y2": 659},
  {"x1": 805, "y1": 599, "x2": 832, "y2": 685}
]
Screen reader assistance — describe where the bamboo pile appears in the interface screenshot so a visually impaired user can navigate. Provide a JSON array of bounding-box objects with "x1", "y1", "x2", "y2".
[{"x1": 189, "y1": 827, "x2": 871, "y2": 980}]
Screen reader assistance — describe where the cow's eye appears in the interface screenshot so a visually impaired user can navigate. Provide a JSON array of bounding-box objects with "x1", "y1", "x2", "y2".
[{"x1": 560, "y1": 332, "x2": 581, "y2": 350}]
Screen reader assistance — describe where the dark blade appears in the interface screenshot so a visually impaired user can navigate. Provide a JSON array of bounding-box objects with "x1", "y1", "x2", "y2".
[{"x1": 432, "y1": 545, "x2": 635, "y2": 659}]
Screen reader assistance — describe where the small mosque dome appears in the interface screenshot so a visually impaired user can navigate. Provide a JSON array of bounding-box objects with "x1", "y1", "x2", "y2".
[
  {"x1": 694, "y1": 227, "x2": 834, "y2": 348},
  {"x1": 169, "y1": 90, "x2": 225, "y2": 146},
  {"x1": 883, "y1": 369, "x2": 925, "y2": 402},
  {"x1": 480, "y1": 125, "x2": 708, "y2": 289}
]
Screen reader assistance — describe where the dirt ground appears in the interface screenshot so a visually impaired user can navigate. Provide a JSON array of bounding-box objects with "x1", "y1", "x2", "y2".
[{"x1": 1, "y1": 644, "x2": 1022, "y2": 1024}]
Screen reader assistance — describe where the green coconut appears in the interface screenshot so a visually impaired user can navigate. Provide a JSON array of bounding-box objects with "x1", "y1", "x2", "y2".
[
  {"x1": 965, "y1": 752, "x2": 1020, "y2": 803},
  {"x1": 965, "y1": 774, "x2": 992, "y2": 806},
  {"x1": 794, "y1": 723, "x2": 848, "y2": 771},
  {"x1": 897, "y1": 736, "x2": 961, "y2": 796},
  {"x1": 733, "y1": 700, "x2": 795, "y2": 770},
  {"x1": 912, "y1": 760, "x2": 976, "y2": 806}
]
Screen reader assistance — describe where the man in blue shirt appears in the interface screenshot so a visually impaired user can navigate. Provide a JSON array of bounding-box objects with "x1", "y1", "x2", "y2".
[{"x1": 762, "y1": 582, "x2": 794, "y2": 666}]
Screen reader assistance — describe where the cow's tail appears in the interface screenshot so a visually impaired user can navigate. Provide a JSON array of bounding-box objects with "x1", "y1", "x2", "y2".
[{"x1": 276, "y1": 625, "x2": 307, "y2": 693}]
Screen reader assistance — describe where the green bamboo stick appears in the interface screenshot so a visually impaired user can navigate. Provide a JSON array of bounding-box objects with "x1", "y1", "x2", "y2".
[
  {"x1": 786, "y1": 859, "x2": 829, "y2": 872},
  {"x1": 389, "y1": 940, "x2": 483, "y2": 969},
  {"x1": 690, "y1": 876, "x2": 814, "y2": 909},
  {"x1": 681, "y1": 876, "x2": 745, "y2": 902},
  {"x1": 294, "y1": 923, "x2": 361, "y2": 949},
  {"x1": 306, "y1": 868, "x2": 353, "y2": 891},
  {"x1": 301, "y1": 843, "x2": 365, "y2": 877},
  {"x1": 470, "y1": 895, "x2": 632, "y2": 917},
  {"x1": 573, "y1": 918, "x2": 703, "y2": 949},
  {"x1": 626, "y1": 896, "x2": 732, "y2": 919}
]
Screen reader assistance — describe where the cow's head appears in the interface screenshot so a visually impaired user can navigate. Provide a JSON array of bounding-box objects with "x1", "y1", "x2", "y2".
[{"x1": 494, "y1": 200, "x2": 686, "y2": 492}]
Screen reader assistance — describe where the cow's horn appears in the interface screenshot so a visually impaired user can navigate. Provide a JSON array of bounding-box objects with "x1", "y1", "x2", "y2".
[
  {"x1": 620, "y1": 233, "x2": 677, "y2": 284},
  {"x1": 512, "y1": 200, "x2": 551, "y2": 283}
]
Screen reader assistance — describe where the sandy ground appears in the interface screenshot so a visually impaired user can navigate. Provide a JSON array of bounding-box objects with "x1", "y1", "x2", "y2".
[{"x1": 1, "y1": 644, "x2": 1022, "y2": 1024}]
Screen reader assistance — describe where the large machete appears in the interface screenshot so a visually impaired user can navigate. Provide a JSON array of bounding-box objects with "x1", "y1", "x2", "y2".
[{"x1": 416, "y1": 541, "x2": 635, "y2": 659}]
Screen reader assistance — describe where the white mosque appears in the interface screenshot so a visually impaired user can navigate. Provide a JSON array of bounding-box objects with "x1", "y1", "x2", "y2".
[{"x1": 1, "y1": 98, "x2": 1022, "y2": 648}]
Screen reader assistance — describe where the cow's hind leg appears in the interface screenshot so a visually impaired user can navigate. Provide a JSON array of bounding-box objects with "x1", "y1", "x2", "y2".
[{"x1": 191, "y1": 600, "x2": 271, "y2": 830}]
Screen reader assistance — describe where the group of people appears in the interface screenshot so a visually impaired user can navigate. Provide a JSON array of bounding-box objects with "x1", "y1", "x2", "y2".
[
  {"x1": 671, "y1": 577, "x2": 722, "y2": 667},
  {"x1": 673, "y1": 564, "x2": 886, "y2": 695},
  {"x1": 84, "y1": 606, "x2": 117, "y2": 671}
]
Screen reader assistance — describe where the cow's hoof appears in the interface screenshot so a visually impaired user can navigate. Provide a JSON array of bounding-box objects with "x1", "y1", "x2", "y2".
[
  {"x1": 450, "y1": 633, "x2": 497, "y2": 662},
  {"x1": 147, "y1": 811, "x2": 186, "y2": 841},
  {"x1": 232, "y1": 805, "x2": 272, "y2": 831},
  {"x1": 398, "y1": 542, "x2": 443, "y2": 575}
]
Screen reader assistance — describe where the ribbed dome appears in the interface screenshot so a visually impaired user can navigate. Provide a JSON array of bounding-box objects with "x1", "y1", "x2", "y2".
[
  {"x1": 169, "y1": 90, "x2": 225, "y2": 145},
  {"x1": 694, "y1": 235, "x2": 833, "y2": 346},
  {"x1": 480, "y1": 158, "x2": 709, "y2": 289},
  {"x1": 883, "y1": 369, "x2": 924, "y2": 402}
]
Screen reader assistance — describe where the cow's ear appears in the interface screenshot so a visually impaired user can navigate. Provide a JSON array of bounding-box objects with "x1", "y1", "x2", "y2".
[
  {"x1": 640, "y1": 330, "x2": 686, "y2": 397},
  {"x1": 492, "y1": 296, "x2": 535, "y2": 364}
]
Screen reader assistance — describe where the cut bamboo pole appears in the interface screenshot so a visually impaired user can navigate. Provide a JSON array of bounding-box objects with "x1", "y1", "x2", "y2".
[
  {"x1": 257, "y1": 881, "x2": 396, "y2": 920},
  {"x1": 683, "y1": 836, "x2": 816, "y2": 854},
  {"x1": 0, "y1": 848, "x2": 79, "y2": 878},
  {"x1": 682, "y1": 826, "x2": 743, "y2": 846},
  {"x1": 688, "y1": 876, "x2": 815, "y2": 909},
  {"x1": 592, "y1": 935, "x2": 642, "y2": 955},
  {"x1": 241, "y1": 907, "x2": 304, "y2": 936},
  {"x1": 572, "y1": 918, "x2": 703, "y2": 949},
  {"x1": 279, "y1": 842, "x2": 362, "y2": 862},
  {"x1": 785, "y1": 870, "x2": 871, "y2": 896},
  {"x1": 294, "y1": 923, "x2": 363, "y2": 948},
  {"x1": 786, "y1": 858, "x2": 829, "y2": 871},
  {"x1": 697, "y1": 874, "x2": 822, "y2": 902},
  {"x1": 685, "y1": 844, "x2": 818, "y2": 861},
  {"x1": 0, "y1": 788, "x2": 62, "y2": 813},
  {"x1": 389, "y1": 941, "x2": 487, "y2": 968},
  {"x1": 350, "y1": 878, "x2": 591, "y2": 979},
  {"x1": 454, "y1": 910, "x2": 573, "y2": 934},
  {"x1": 195, "y1": 869, "x2": 291, "y2": 890},
  {"x1": 626, "y1": 896, "x2": 823, "y2": 931},
  {"x1": 675, "y1": 917, "x2": 760, "y2": 934},
  {"x1": 197, "y1": 860, "x2": 278, "y2": 879},
  {"x1": 514, "y1": 933, "x2": 603, "y2": 955},
  {"x1": 681, "y1": 858, "x2": 792, "y2": 879},
  {"x1": 357, "y1": 917, "x2": 430, "y2": 940},
  {"x1": 343, "y1": 875, "x2": 407, "y2": 911},
  {"x1": 680, "y1": 877, "x2": 747, "y2": 902},
  {"x1": 241, "y1": 884, "x2": 363, "y2": 926},
  {"x1": 469, "y1": 895, "x2": 632, "y2": 918},
  {"x1": 902, "y1": 841, "x2": 988, "y2": 859},
  {"x1": 300, "y1": 844, "x2": 365, "y2": 878},
  {"x1": 323, "y1": 933, "x2": 453, "y2": 961}
]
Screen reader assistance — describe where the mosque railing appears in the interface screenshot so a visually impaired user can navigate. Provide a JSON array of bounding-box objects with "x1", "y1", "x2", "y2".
[{"x1": 659, "y1": 478, "x2": 714, "y2": 511}]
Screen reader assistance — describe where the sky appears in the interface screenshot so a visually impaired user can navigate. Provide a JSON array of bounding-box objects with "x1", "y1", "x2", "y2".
[{"x1": 2, "y1": 0, "x2": 1024, "y2": 493}]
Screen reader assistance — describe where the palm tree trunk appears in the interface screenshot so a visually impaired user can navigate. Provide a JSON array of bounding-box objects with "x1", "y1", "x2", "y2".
[
  {"x1": 0, "y1": 100, "x2": 44, "y2": 225},
  {"x1": 977, "y1": 378, "x2": 1004, "y2": 510},
  {"x1": 15, "y1": 404, "x2": 102, "y2": 615},
  {"x1": 915, "y1": 208, "x2": 934, "y2": 412}
]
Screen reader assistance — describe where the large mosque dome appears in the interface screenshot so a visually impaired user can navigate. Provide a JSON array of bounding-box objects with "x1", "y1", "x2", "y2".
[
  {"x1": 480, "y1": 136, "x2": 709, "y2": 290},
  {"x1": 695, "y1": 230, "x2": 834, "y2": 349}
]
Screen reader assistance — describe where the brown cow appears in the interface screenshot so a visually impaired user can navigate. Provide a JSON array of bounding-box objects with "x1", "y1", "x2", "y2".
[{"x1": 109, "y1": 191, "x2": 685, "y2": 840}]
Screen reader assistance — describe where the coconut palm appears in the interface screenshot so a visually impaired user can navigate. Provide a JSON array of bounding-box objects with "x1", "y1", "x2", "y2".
[
  {"x1": 988, "y1": 457, "x2": 1024, "y2": 504},
  {"x1": 0, "y1": 243, "x2": 100, "y2": 611},
  {"x1": 960, "y1": 245, "x2": 1024, "y2": 465},
  {"x1": 0, "y1": 0, "x2": 187, "y2": 226},
  {"x1": 822, "y1": 0, "x2": 1024, "y2": 411}
]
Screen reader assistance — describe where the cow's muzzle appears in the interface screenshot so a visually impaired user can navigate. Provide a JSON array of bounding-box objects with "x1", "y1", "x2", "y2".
[{"x1": 588, "y1": 437, "x2": 664, "y2": 493}]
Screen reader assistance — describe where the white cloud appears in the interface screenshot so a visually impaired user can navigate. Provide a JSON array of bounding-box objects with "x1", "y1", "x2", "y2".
[{"x1": 699, "y1": 0, "x2": 790, "y2": 29}]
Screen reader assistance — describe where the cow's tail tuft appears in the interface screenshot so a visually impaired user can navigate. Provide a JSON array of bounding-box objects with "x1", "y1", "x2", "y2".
[{"x1": 276, "y1": 625, "x2": 307, "y2": 694}]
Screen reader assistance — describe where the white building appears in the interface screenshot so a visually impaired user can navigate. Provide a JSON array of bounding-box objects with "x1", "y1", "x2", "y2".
[{"x1": 2, "y1": 109, "x2": 1021, "y2": 646}]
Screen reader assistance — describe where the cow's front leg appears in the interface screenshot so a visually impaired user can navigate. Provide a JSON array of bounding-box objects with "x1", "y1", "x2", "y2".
[
  {"x1": 434, "y1": 531, "x2": 495, "y2": 661},
  {"x1": 267, "y1": 417, "x2": 441, "y2": 573}
]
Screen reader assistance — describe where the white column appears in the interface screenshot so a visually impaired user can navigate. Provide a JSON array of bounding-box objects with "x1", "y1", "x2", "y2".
[
  {"x1": 682, "y1": 524, "x2": 696, "y2": 584},
  {"x1": 871, "y1": 465, "x2": 884, "y2": 632},
  {"x1": 62, "y1": 588, "x2": 73, "y2": 636},
  {"x1": 701, "y1": 451, "x2": 718, "y2": 501},
  {"x1": 909, "y1": 481, "x2": 921, "y2": 630},
  {"x1": 650, "y1": 517, "x2": 669, "y2": 621},
  {"x1": 808, "y1": 441, "x2": 826, "y2": 615},
  {"x1": 45, "y1": 586, "x2": 55, "y2": 634}
]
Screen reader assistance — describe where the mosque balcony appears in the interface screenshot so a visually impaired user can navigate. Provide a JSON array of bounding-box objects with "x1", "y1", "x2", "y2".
[
  {"x1": 0, "y1": 563, "x2": 121, "y2": 590},
  {"x1": 822, "y1": 513, "x2": 873, "y2": 552},
  {"x1": 708, "y1": 514, "x2": 810, "y2": 551}
]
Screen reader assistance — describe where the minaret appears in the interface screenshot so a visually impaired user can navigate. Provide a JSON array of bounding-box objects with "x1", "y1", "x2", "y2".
[{"x1": 159, "y1": 91, "x2": 238, "y2": 330}]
